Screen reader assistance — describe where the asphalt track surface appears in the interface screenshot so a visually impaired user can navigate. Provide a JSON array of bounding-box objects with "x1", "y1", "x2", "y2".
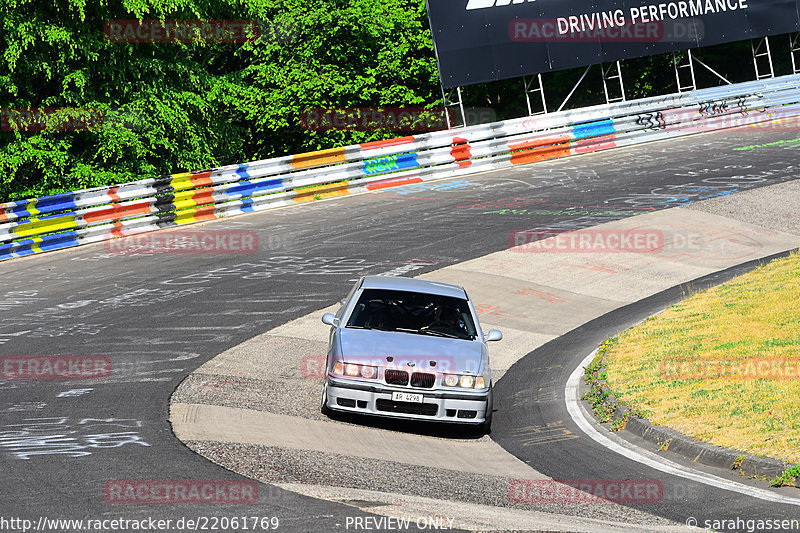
[
  {"x1": 1, "y1": 123, "x2": 799, "y2": 532},
  {"x1": 493, "y1": 254, "x2": 800, "y2": 528}
]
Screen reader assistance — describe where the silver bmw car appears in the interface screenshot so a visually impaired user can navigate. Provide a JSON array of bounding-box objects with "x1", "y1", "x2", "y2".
[{"x1": 320, "y1": 276, "x2": 502, "y2": 432}]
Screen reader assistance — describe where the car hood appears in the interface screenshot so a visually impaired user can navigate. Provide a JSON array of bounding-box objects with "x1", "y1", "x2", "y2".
[{"x1": 337, "y1": 328, "x2": 485, "y2": 375}]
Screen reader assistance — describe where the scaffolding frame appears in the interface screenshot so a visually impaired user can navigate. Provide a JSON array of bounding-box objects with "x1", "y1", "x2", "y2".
[
  {"x1": 441, "y1": 86, "x2": 466, "y2": 129},
  {"x1": 523, "y1": 73, "x2": 547, "y2": 116},
  {"x1": 673, "y1": 48, "x2": 734, "y2": 93},
  {"x1": 790, "y1": 33, "x2": 800, "y2": 74},
  {"x1": 441, "y1": 35, "x2": 799, "y2": 129},
  {"x1": 556, "y1": 65, "x2": 593, "y2": 112},
  {"x1": 673, "y1": 50, "x2": 698, "y2": 92},
  {"x1": 752, "y1": 36, "x2": 775, "y2": 80},
  {"x1": 552, "y1": 61, "x2": 626, "y2": 112},
  {"x1": 601, "y1": 61, "x2": 626, "y2": 104}
]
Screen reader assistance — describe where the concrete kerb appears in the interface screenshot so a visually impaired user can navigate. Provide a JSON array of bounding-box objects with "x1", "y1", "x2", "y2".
[
  {"x1": 625, "y1": 417, "x2": 795, "y2": 483},
  {"x1": 587, "y1": 356, "x2": 797, "y2": 482}
]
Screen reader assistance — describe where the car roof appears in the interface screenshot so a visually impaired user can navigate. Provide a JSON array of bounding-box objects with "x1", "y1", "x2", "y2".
[{"x1": 359, "y1": 276, "x2": 467, "y2": 299}]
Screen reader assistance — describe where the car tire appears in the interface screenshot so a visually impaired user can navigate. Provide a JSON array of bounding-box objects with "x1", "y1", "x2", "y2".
[
  {"x1": 478, "y1": 386, "x2": 493, "y2": 434},
  {"x1": 320, "y1": 383, "x2": 333, "y2": 417},
  {"x1": 479, "y1": 410, "x2": 492, "y2": 434}
]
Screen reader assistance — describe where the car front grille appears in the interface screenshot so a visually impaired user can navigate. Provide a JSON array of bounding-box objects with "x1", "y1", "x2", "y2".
[
  {"x1": 385, "y1": 369, "x2": 409, "y2": 386},
  {"x1": 375, "y1": 399, "x2": 438, "y2": 416},
  {"x1": 410, "y1": 372, "x2": 435, "y2": 388}
]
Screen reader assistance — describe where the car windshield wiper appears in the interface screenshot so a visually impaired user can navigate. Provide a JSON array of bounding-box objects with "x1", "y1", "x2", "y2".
[
  {"x1": 419, "y1": 329, "x2": 459, "y2": 338},
  {"x1": 345, "y1": 325, "x2": 370, "y2": 329},
  {"x1": 394, "y1": 327, "x2": 468, "y2": 339},
  {"x1": 395, "y1": 327, "x2": 446, "y2": 336}
]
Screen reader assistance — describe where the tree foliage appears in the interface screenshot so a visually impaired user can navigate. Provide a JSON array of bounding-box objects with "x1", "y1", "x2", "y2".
[{"x1": 0, "y1": 0, "x2": 439, "y2": 200}]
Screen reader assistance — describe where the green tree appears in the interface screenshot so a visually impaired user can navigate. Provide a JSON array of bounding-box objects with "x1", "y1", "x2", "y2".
[{"x1": 0, "y1": 0, "x2": 439, "y2": 201}]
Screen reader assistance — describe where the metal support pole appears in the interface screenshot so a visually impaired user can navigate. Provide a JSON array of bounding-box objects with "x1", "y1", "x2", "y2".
[
  {"x1": 601, "y1": 61, "x2": 625, "y2": 104},
  {"x1": 455, "y1": 87, "x2": 466, "y2": 127},
  {"x1": 441, "y1": 86, "x2": 466, "y2": 129},
  {"x1": 673, "y1": 50, "x2": 697, "y2": 92},
  {"x1": 693, "y1": 56, "x2": 732, "y2": 85},
  {"x1": 751, "y1": 36, "x2": 775, "y2": 80},
  {"x1": 523, "y1": 73, "x2": 547, "y2": 116},
  {"x1": 557, "y1": 65, "x2": 592, "y2": 112}
]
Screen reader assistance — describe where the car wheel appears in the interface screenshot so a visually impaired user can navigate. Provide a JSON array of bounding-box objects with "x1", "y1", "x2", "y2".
[
  {"x1": 320, "y1": 383, "x2": 333, "y2": 417},
  {"x1": 479, "y1": 409, "x2": 492, "y2": 434},
  {"x1": 478, "y1": 386, "x2": 493, "y2": 434}
]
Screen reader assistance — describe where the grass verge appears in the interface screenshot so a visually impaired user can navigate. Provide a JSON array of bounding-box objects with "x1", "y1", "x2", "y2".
[{"x1": 600, "y1": 251, "x2": 800, "y2": 464}]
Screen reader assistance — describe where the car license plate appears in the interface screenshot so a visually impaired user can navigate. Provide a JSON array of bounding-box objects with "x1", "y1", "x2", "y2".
[{"x1": 392, "y1": 391, "x2": 423, "y2": 403}]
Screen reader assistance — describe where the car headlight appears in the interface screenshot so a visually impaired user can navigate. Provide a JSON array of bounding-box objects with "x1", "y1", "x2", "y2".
[
  {"x1": 443, "y1": 373, "x2": 483, "y2": 388},
  {"x1": 477, "y1": 364, "x2": 489, "y2": 389},
  {"x1": 335, "y1": 362, "x2": 378, "y2": 379}
]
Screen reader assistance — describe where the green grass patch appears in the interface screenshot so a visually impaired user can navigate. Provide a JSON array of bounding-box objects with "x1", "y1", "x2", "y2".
[
  {"x1": 602, "y1": 251, "x2": 800, "y2": 463},
  {"x1": 771, "y1": 465, "x2": 800, "y2": 487}
]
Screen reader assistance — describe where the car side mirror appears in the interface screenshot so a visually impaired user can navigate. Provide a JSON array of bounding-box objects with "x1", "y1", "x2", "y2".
[
  {"x1": 322, "y1": 313, "x2": 338, "y2": 326},
  {"x1": 484, "y1": 329, "x2": 503, "y2": 342}
]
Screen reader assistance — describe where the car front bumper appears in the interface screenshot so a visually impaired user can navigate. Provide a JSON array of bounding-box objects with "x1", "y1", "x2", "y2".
[{"x1": 325, "y1": 378, "x2": 490, "y2": 424}]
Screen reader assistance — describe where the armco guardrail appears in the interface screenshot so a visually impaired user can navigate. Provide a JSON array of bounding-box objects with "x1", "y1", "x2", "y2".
[{"x1": 2, "y1": 74, "x2": 800, "y2": 261}]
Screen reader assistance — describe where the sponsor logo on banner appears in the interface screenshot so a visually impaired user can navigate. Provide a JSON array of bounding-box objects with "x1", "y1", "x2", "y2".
[{"x1": 467, "y1": 0, "x2": 537, "y2": 10}]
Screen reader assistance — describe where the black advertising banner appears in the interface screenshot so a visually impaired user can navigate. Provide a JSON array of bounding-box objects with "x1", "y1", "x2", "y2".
[{"x1": 426, "y1": 0, "x2": 800, "y2": 87}]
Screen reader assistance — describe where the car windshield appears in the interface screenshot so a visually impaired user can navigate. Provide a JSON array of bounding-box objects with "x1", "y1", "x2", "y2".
[{"x1": 346, "y1": 288, "x2": 477, "y2": 340}]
